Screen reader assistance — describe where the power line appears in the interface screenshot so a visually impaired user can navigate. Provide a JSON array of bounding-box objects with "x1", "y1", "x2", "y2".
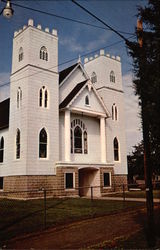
[
  {"x1": 1, "y1": 0, "x2": 134, "y2": 36},
  {"x1": 72, "y1": 0, "x2": 129, "y2": 43},
  {"x1": 0, "y1": 34, "x2": 136, "y2": 88}
]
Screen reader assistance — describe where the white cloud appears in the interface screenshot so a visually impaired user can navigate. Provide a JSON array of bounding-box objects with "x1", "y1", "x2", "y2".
[
  {"x1": 0, "y1": 72, "x2": 10, "y2": 102},
  {"x1": 123, "y1": 73, "x2": 142, "y2": 154}
]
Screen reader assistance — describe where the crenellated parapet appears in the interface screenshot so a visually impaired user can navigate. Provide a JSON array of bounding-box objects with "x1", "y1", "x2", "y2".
[
  {"x1": 84, "y1": 49, "x2": 121, "y2": 64},
  {"x1": 14, "y1": 19, "x2": 58, "y2": 38}
]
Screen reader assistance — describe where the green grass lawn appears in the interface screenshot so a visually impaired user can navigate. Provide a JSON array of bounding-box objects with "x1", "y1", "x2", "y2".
[
  {"x1": 107, "y1": 189, "x2": 160, "y2": 199},
  {"x1": 0, "y1": 197, "x2": 143, "y2": 245}
]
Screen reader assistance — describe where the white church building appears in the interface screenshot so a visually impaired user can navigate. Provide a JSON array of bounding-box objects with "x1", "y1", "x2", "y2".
[{"x1": 0, "y1": 19, "x2": 127, "y2": 197}]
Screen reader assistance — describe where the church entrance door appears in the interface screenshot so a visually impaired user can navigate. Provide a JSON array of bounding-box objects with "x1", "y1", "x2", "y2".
[{"x1": 78, "y1": 167, "x2": 100, "y2": 197}]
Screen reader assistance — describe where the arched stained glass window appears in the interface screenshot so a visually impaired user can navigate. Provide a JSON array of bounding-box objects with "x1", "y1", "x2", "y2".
[
  {"x1": 71, "y1": 119, "x2": 88, "y2": 154},
  {"x1": 0, "y1": 137, "x2": 4, "y2": 163},
  {"x1": 114, "y1": 137, "x2": 119, "y2": 161},
  {"x1": 74, "y1": 126, "x2": 82, "y2": 153},
  {"x1": 16, "y1": 129, "x2": 20, "y2": 159},
  {"x1": 39, "y1": 128, "x2": 47, "y2": 158}
]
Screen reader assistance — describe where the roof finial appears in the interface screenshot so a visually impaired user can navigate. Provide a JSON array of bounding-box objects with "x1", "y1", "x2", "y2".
[{"x1": 78, "y1": 55, "x2": 81, "y2": 63}]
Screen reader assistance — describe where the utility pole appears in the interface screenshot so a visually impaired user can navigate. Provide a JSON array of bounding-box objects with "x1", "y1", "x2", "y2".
[{"x1": 137, "y1": 18, "x2": 154, "y2": 231}]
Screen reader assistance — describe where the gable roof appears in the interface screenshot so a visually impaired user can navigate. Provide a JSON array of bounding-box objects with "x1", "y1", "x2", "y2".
[
  {"x1": 0, "y1": 98, "x2": 10, "y2": 130},
  {"x1": 59, "y1": 80, "x2": 87, "y2": 109},
  {"x1": 59, "y1": 63, "x2": 78, "y2": 84}
]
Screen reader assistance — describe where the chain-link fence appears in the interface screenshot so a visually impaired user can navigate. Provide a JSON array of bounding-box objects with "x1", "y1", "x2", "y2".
[{"x1": 0, "y1": 182, "x2": 160, "y2": 246}]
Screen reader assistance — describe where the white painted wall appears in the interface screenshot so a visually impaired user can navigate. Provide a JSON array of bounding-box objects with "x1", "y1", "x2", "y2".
[
  {"x1": 59, "y1": 113, "x2": 101, "y2": 163},
  {"x1": 84, "y1": 53, "x2": 127, "y2": 175}
]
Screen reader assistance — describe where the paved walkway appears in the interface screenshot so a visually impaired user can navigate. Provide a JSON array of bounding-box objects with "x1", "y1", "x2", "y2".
[
  {"x1": 96, "y1": 196, "x2": 160, "y2": 203},
  {"x1": 6, "y1": 208, "x2": 144, "y2": 249}
]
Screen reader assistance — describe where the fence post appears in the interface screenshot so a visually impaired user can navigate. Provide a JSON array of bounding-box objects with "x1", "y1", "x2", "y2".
[
  {"x1": 91, "y1": 186, "x2": 93, "y2": 201},
  {"x1": 123, "y1": 184, "x2": 125, "y2": 201},
  {"x1": 43, "y1": 189, "x2": 47, "y2": 229}
]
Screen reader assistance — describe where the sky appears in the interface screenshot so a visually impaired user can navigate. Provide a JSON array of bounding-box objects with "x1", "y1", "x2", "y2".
[{"x1": 0, "y1": 0, "x2": 148, "y2": 153}]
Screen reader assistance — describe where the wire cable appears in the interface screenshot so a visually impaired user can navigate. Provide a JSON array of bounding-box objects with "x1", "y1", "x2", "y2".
[
  {"x1": 72, "y1": 0, "x2": 130, "y2": 43},
  {"x1": 0, "y1": 34, "x2": 136, "y2": 88},
  {"x1": 1, "y1": 0, "x2": 134, "y2": 36}
]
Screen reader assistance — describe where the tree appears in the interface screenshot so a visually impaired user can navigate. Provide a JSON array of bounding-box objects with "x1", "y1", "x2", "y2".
[{"x1": 128, "y1": 141, "x2": 144, "y2": 182}]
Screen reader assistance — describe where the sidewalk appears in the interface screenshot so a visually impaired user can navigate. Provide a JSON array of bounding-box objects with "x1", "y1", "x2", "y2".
[{"x1": 96, "y1": 196, "x2": 160, "y2": 203}]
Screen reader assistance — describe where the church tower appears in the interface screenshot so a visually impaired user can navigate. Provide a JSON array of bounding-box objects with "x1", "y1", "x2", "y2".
[
  {"x1": 7, "y1": 19, "x2": 59, "y2": 190},
  {"x1": 84, "y1": 50, "x2": 128, "y2": 185}
]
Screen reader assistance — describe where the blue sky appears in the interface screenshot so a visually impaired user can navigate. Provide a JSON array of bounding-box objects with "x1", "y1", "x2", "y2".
[{"x1": 0, "y1": 0, "x2": 148, "y2": 153}]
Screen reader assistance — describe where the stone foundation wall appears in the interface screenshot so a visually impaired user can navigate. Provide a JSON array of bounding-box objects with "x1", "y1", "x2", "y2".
[{"x1": 113, "y1": 174, "x2": 128, "y2": 191}]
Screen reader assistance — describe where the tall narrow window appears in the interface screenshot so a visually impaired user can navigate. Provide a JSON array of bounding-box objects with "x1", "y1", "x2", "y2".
[
  {"x1": 39, "y1": 86, "x2": 49, "y2": 108},
  {"x1": 115, "y1": 106, "x2": 118, "y2": 120},
  {"x1": 39, "y1": 89, "x2": 42, "y2": 107},
  {"x1": 114, "y1": 137, "x2": 119, "y2": 161},
  {"x1": 0, "y1": 137, "x2": 4, "y2": 163},
  {"x1": 91, "y1": 72, "x2": 97, "y2": 83},
  {"x1": 0, "y1": 177, "x2": 3, "y2": 190},
  {"x1": 39, "y1": 128, "x2": 47, "y2": 158},
  {"x1": 16, "y1": 129, "x2": 20, "y2": 159},
  {"x1": 19, "y1": 47, "x2": 23, "y2": 62},
  {"x1": 17, "y1": 87, "x2": 22, "y2": 108},
  {"x1": 74, "y1": 126, "x2": 82, "y2": 153},
  {"x1": 40, "y1": 46, "x2": 48, "y2": 61},
  {"x1": 71, "y1": 119, "x2": 88, "y2": 154},
  {"x1": 112, "y1": 104, "x2": 118, "y2": 121},
  {"x1": 84, "y1": 131, "x2": 88, "y2": 154},
  {"x1": 110, "y1": 71, "x2": 115, "y2": 83},
  {"x1": 85, "y1": 95, "x2": 89, "y2": 105},
  {"x1": 45, "y1": 90, "x2": 48, "y2": 108},
  {"x1": 71, "y1": 129, "x2": 73, "y2": 153}
]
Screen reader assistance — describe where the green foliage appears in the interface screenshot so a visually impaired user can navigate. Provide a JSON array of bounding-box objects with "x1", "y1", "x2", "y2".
[{"x1": 127, "y1": 0, "x2": 160, "y2": 173}]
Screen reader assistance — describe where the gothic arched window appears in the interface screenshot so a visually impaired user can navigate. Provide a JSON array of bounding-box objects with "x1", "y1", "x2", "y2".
[
  {"x1": 16, "y1": 129, "x2": 21, "y2": 159},
  {"x1": 19, "y1": 47, "x2": 23, "y2": 62},
  {"x1": 85, "y1": 95, "x2": 89, "y2": 105},
  {"x1": 40, "y1": 46, "x2": 48, "y2": 61},
  {"x1": 0, "y1": 137, "x2": 4, "y2": 163},
  {"x1": 17, "y1": 87, "x2": 22, "y2": 108},
  {"x1": 71, "y1": 119, "x2": 88, "y2": 154},
  {"x1": 113, "y1": 137, "x2": 119, "y2": 161},
  {"x1": 110, "y1": 71, "x2": 115, "y2": 83},
  {"x1": 39, "y1": 128, "x2": 47, "y2": 158},
  {"x1": 91, "y1": 72, "x2": 97, "y2": 83},
  {"x1": 112, "y1": 104, "x2": 118, "y2": 121},
  {"x1": 39, "y1": 86, "x2": 48, "y2": 108}
]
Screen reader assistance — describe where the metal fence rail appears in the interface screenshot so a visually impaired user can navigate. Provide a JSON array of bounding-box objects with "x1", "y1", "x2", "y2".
[{"x1": 0, "y1": 182, "x2": 160, "y2": 246}]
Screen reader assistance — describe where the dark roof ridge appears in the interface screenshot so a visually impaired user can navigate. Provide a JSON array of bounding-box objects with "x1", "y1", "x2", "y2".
[
  {"x1": 59, "y1": 62, "x2": 79, "y2": 84},
  {"x1": 59, "y1": 80, "x2": 87, "y2": 109},
  {"x1": 0, "y1": 98, "x2": 10, "y2": 131}
]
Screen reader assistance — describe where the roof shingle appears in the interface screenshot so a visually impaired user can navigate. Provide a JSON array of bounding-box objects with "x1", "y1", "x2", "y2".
[{"x1": 0, "y1": 98, "x2": 10, "y2": 130}]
